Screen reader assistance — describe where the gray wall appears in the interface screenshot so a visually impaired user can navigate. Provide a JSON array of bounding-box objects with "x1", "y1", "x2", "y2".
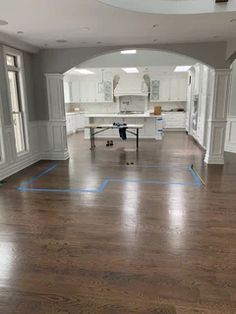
[
  {"x1": 228, "y1": 59, "x2": 236, "y2": 117},
  {"x1": 32, "y1": 41, "x2": 228, "y2": 121},
  {"x1": 23, "y1": 52, "x2": 37, "y2": 121}
]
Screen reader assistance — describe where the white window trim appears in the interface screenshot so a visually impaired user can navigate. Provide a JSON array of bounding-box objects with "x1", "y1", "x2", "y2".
[
  {"x1": 3, "y1": 46, "x2": 30, "y2": 158},
  {"x1": 0, "y1": 91, "x2": 5, "y2": 165}
]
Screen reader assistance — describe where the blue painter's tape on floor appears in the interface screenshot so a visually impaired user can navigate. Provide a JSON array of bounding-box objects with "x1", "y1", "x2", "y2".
[
  {"x1": 20, "y1": 163, "x2": 58, "y2": 187},
  {"x1": 189, "y1": 166, "x2": 202, "y2": 187},
  {"x1": 17, "y1": 163, "x2": 202, "y2": 194},
  {"x1": 108, "y1": 178, "x2": 198, "y2": 187}
]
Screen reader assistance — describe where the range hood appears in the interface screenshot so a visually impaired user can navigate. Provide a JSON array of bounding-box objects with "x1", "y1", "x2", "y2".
[{"x1": 114, "y1": 75, "x2": 149, "y2": 97}]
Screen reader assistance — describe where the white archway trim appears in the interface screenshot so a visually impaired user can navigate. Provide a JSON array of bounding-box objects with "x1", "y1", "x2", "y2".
[{"x1": 98, "y1": 0, "x2": 236, "y2": 14}]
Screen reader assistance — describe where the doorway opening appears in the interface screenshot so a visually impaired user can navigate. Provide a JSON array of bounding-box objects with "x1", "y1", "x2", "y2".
[{"x1": 62, "y1": 49, "x2": 213, "y2": 155}]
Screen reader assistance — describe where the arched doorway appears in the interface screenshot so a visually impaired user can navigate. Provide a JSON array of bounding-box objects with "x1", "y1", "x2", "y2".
[{"x1": 44, "y1": 48, "x2": 230, "y2": 164}]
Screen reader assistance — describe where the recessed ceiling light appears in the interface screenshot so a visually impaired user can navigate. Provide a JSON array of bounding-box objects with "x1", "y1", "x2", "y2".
[
  {"x1": 152, "y1": 24, "x2": 159, "y2": 29},
  {"x1": 56, "y1": 39, "x2": 67, "y2": 43},
  {"x1": 120, "y1": 50, "x2": 137, "y2": 54},
  {"x1": 174, "y1": 66, "x2": 191, "y2": 72},
  {"x1": 122, "y1": 67, "x2": 139, "y2": 74},
  {"x1": 230, "y1": 18, "x2": 236, "y2": 23},
  {"x1": 75, "y1": 69, "x2": 94, "y2": 75},
  {"x1": 17, "y1": 31, "x2": 24, "y2": 34},
  {"x1": 0, "y1": 20, "x2": 8, "y2": 26},
  {"x1": 82, "y1": 26, "x2": 90, "y2": 31}
]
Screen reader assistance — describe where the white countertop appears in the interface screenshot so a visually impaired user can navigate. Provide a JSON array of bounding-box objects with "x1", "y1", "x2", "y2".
[
  {"x1": 85, "y1": 113, "x2": 158, "y2": 118},
  {"x1": 162, "y1": 111, "x2": 186, "y2": 114},
  {"x1": 66, "y1": 112, "x2": 85, "y2": 116}
]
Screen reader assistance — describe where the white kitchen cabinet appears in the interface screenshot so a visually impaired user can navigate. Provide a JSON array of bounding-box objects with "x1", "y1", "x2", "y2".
[
  {"x1": 177, "y1": 78, "x2": 188, "y2": 101},
  {"x1": 69, "y1": 79, "x2": 113, "y2": 103},
  {"x1": 160, "y1": 78, "x2": 171, "y2": 101},
  {"x1": 150, "y1": 80, "x2": 160, "y2": 102},
  {"x1": 64, "y1": 81, "x2": 71, "y2": 103},
  {"x1": 66, "y1": 113, "x2": 85, "y2": 135},
  {"x1": 71, "y1": 81, "x2": 80, "y2": 102},
  {"x1": 150, "y1": 77, "x2": 187, "y2": 102},
  {"x1": 162, "y1": 112, "x2": 186, "y2": 129}
]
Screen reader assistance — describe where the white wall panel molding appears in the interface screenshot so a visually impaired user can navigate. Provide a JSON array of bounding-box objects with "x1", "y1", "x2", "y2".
[
  {"x1": 204, "y1": 69, "x2": 231, "y2": 164},
  {"x1": 0, "y1": 122, "x2": 40, "y2": 180},
  {"x1": 45, "y1": 74, "x2": 69, "y2": 160},
  {"x1": 225, "y1": 117, "x2": 236, "y2": 153}
]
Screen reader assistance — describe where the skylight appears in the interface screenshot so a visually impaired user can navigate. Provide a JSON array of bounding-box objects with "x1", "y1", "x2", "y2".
[
  {"x1": 75, "y1": 69, "x2": 94, "y2": 75},
  {"x1": 174, "y1": 66, "x2": 191, "y2": 72},
  {"x1": 122, "y1": 67, "x2": 139, "y2": 73},
  {"x1": 120, "y1": 50, "x2": 137, "y2": 55}
]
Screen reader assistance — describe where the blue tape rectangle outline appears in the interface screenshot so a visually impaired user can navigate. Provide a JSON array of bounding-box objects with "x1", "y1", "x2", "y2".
[{"x1": 17, "y1": 163, "x2": 202, "y2": 194}]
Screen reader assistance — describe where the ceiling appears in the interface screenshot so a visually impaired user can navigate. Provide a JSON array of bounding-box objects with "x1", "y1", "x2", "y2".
[
  {"x1": 78, "y1": 50, "x2": 197, "y2": 69},
  {"x1": 0, "y1": 0, "x2": 236, "y2": 49},
  {"x1": 66, "y1": 66, "x2": 190, "y2": 77},
  {"x1": 98, "y1": 0, "x2": 236, "y2": 14}
]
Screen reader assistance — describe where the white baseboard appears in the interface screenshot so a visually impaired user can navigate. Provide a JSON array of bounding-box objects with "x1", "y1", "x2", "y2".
[
  {"x1": 40, "y1": 151, "x2": 69, "y2": 161},
  {"x1": 0, "y1": 154, "x2": 40, "y2": 181},
  {"x1": 225, "y1": 144, "x2": 236, "y2": 153},
  {"x1": 204, "y1": 154, "x2": 224, "y2": 164}
]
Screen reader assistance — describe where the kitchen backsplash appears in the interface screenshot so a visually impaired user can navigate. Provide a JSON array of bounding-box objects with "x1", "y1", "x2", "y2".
[
  {"x1": 148, "y1": 102, "x2": 186, "y2": 112},
  {"x1": 66, "y1": 102, "x2": 119, "y2": 114},
  {"x1": 66, "y1": 100, "x2": 186, "y2": 114}
]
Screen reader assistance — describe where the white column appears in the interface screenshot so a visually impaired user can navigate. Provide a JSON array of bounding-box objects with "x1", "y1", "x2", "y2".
[
  {"x1": 204, "y1": 69, "x2": 230, "y2": 164},
  {"x1": 44, "y1": 74, "x2": 69, "y2": 160},
  {"x1": 225, "y1": 60, "x2": 236, "y2": 153}
]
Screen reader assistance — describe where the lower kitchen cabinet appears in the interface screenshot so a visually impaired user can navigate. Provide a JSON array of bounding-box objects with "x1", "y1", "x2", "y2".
[
  {"x1": 66, "y1": 113, "x2": 86, "y2": 135},
  {"x1": 162, "y1": 112, "x2": 186, "y2": 129}
]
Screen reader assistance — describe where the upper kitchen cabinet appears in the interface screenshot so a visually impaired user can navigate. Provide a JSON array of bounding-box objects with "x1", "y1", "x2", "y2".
[
  {"x1": 71, "y1": 80, "x2": 80, "y2": 102},
  {"x1": 64, "y1": 80, "x2": 71, "y2": 103},
  {"x1": 150, "y1": 80, "x2": 160, "y2": 102},
  {"x1": 150, "y1": 75, "x2": 187, "y2": 102},
  {"x1": 160, "y1": 78, "x2": 171, "y2": 101},
  {"x1": 65, "y1": 77, "x2": 113, "y2": 103}
]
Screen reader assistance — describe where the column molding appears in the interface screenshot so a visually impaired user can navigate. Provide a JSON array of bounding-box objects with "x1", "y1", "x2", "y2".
[
  {"x1": 44, "y1": 73, "x2": 69, "y2": 160},
  {"x1": 204, "y1": 69, "x2": 231, "y2": 164}
]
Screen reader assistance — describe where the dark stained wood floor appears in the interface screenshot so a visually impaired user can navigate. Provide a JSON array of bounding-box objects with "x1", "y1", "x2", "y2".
[{"x1": 0, "y1": 132, "x2": 236, "y2": 314}]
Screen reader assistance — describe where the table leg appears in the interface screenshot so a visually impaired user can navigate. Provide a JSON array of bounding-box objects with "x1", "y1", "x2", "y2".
[
  {"x1": 136, "y1": 128, "x2": 139, "y2": 151},
  {"x1": 90, "y1": 128, "x2": 95, "y2": 150}
]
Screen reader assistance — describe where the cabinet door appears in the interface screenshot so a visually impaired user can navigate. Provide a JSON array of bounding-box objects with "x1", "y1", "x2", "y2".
[
  {"x1": 79, "y1": 81, "x2": 88, "y2": 103},
  {"x1": 66, "y1": 116, "x2": 73, "y2": 134},
  {"x1": 177, "y1": 78, "x2": 187, "y2": 101},
  {"x1": 170, "y1": 78, "x2": 178, "y2": 101},
  {"x1": 104, "y1": 81, "x2": 113, "y2": 102},
  {"x1": 150, "y1": 80, "x2": 160, "y2": 102},
  {"x1": 87, "y1": 81, "x2": 96, "y2": 102},
  {"x1": 64, "y1": 81, "x2": 71, "y2": 103},
  {"x1": 71, "y1": 81, "x2": 80, "y2": 102},
  {"x1": 160, "y1": 78, "x2": 171, "y2": 101}
]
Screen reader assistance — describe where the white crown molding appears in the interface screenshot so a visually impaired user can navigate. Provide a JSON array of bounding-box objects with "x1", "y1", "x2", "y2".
[{"x1": 0, "y1": 31, "x2": 38, "y2": 53}]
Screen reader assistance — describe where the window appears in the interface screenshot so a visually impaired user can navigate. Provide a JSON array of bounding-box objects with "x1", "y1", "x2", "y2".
[
  {"x1": 6, "y1": 52, "x2": 27, "y2": 154},
  {"x1": 0, "y1": 104, "x2": 3, "y2": 163}
]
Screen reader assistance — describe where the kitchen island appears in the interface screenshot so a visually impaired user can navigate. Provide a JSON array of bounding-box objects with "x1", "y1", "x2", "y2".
[{"x1": 84, "y1": 113, "x2": 162, "y2": 139}]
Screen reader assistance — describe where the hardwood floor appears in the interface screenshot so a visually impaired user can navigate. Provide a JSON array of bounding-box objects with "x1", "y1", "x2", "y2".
[{"x1": 0, "y1": 132, "x2": 236, "y2": 314}]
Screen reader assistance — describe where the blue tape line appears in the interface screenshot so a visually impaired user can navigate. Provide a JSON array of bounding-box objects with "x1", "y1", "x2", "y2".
[
  {"x1": 18, "y1": 178, "x2": 110, "y2": 194},
  {"x1": 18, "y1": 163, "x2": 202, "y2": 194},
  {"x1": 20, "y1": 163, "x2": 58, "y2": 186},
  {"x1": 108, "y1": 178, "x2": 198, "y2": 187},
  {"x1": 137, "y1": 164, "x2": 189, "y2": 170},
  {"x1": 189, "y1": 166, "x2": 202, "y2": 187}
]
